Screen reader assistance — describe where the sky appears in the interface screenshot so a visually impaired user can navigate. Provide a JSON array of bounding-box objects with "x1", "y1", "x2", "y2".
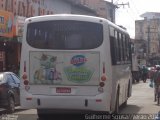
[{"x1": 106, "y1": 0, "x2": 160, "y2": 38}]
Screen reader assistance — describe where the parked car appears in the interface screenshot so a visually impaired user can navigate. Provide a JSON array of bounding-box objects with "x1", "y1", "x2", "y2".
[{"x1": 0, "y1": 72, "x2": 20, "y2": 113}]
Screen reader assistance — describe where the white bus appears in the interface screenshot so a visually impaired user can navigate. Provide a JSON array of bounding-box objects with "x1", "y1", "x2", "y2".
[{"x1": 20, "y1": 14, "x2": 132, "y2": 116}]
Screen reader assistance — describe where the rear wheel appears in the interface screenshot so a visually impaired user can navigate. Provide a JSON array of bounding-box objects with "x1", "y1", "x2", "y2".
[
  {"x1": 37, "y1": 109, "x2": 83, "y2": 120},
  {"x1": 37, "y1": 109, "x2": 47, "y2": 120},
  {"x1": 37, "y1": 109, "x2": 55, "y2": 120},
  {"x1": 7, "y1": 97, "x2": 15, "y2": 113},
  {"x1": 122, "y1": 100, "x2": 127, "y2": 108}
]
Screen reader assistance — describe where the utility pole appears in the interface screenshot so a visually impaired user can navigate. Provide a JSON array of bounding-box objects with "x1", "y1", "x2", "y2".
[{"x1": 147, "y1": 26, "x2": 150, "y2": 55}]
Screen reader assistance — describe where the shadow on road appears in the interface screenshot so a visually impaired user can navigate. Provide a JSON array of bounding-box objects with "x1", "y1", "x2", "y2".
[{"x1": 120, "y1": 104, "x2": 141, "y2": 114}]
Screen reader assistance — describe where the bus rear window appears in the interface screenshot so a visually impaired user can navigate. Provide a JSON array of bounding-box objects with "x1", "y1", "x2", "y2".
[{"x1": 26, "y1": 20, "x2": 103, "y2": 50}]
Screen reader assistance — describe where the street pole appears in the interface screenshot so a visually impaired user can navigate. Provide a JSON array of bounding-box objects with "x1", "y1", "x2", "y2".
[{"x1": 147, "y1": 25, "x2": 150, "y2": 63}]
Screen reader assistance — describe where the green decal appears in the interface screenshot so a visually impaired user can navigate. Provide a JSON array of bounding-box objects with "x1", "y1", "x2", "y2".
[{"x1": 64, "y1": 66, "x2": 94, "y2": 83}]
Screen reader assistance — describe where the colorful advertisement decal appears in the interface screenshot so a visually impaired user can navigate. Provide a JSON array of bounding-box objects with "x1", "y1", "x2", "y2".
[
  {"x1": 33, "y1": 53, "x2": 63, "y2": 84},
  {"x1": 71, "y1": 55, "x2": 87, "y2": 67},
  {"x1": 64, "y1": 55, "x2": 94, "y2": 83},
  {"x1": 0, "y1": 10, "x2": 14, "y2": 38},
  {"x1": 30, "y1": 52, "x2": 99, "y2": 85}
]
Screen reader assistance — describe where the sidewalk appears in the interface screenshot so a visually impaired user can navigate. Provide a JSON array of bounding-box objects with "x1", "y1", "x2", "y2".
[{"x1": 120, "y1": 79, "x2": 160, "y2": 114}]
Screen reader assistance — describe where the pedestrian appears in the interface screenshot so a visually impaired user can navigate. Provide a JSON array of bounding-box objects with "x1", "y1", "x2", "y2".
[
  {"x1": 149, "y1": 67, "x2": 156, "y2": 81},
  {"x1": 153, "y1": 66, "x2": 160, "y2": 102},
  {"x1": 141, "y1": 65, "x2": 148, "y2": 83},
  {"x1": 149, "y1": 67, "x2": 156, "y2": 88}
]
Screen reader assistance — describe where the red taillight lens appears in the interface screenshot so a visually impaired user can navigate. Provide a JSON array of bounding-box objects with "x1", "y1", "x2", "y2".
[
  {"x1": 99, "y1": 82, "x2": 105, "y2": 87},
  {"x1": 101, "y1": 75, "x2": 107, "y2": 81},
  {"x1": 24, "y1": 61, "x2": 26, "y2": 72},
  {"x1": 103, "y1": 62, "x2": 105, "y2": 74},
  {"x1": 96, "y1": 99, "x2": 102, "y2": 102},
  {"x1": 22, "y1": 74, "x2": 27, "y2": 80},
  {"x1": 24, "y1": 80, "x2": 29, "y2": 85},
  {"x1": 26, "y1": 97, "x2": 32, "y2": 100}
]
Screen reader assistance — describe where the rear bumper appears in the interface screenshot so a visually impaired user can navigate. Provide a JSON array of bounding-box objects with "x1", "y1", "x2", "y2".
[{"x1": 20, "y1": 94, "x2": 110, "y2": 112}]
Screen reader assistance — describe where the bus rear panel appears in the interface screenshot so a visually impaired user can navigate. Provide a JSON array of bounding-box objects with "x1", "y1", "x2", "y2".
[{"x1": 20, "y1": 15, "x2": 111, "y2": 112}]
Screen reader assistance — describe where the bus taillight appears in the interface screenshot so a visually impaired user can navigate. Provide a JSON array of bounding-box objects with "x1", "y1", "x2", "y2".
[
  {"x1": 26, "y1": 97, "x2": 32, "y2": 100},
  {"x1": 98, "y1": 81, "x2": 105, "y2": 93},
  {"x1": 24, "y1": 61, "x2": 26, "y2": 72},
  {"x1": 22, "y1": 73, "x2": 27, "y2": 80},
  {"x1": 96, "y1": 99, "x2": 102, "y2": 102},
  {"x1": 101, "y1": 75, "x2": 107, "y2": 81},
  {"x1": 99, "y1": 82, "x2": 105, "y2": 87},
  {"x1": 98, "y1": 87, "x2": 104, "y2": 93},
  {"x1": 25, "y1": 85, "x2": 30, "y2": 91},
  {"x1": 103, "y1": 62, "x2": 105, "y2": 74},
  {"x1": 24, "y1": 80, "x2": 29, "y2": 85}
]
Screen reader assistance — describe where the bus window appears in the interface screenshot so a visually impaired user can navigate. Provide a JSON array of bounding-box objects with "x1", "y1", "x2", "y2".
[
  {"x1": 27, "y1": 21, "x2": 103, "y2": 50},
  {"x1": 109, "y1": 26, "x2": 116, "y2": 65},
  {"x1": 65, "y1": 33, "x2": 82, "y2": 49}
]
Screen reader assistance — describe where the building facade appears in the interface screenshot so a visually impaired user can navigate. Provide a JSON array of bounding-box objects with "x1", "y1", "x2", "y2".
[
  {"x1": 135, "y1": 12, "x2": 160, "y2": 65},
  {"x1": 68, "y1": 0, "x2": 117, "y2": 23}
]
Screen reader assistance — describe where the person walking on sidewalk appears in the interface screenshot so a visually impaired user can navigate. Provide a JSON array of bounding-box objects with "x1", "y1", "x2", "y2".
[
  {"x1": 141, "y1": 65, "x2": 148, "y2": 83},
  {"x1": 149, "y1": 67, "x2": 156, "y2": 82},
  {"x1": 153, "y1": 66, "x2": 160, "y2": 103}
]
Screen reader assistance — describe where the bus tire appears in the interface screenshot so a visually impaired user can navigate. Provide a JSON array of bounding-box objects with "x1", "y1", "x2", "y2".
[
  {"x1": 122, "y1": 100, "x2": 127, "y2": 108},
  {"x1": 127, "y1": 80, "x2": 130, "y2": 97},
  {"x1": 122, "y1": 80, "x2": 130, "y2": 108},
  {"x1": 37, "y1": 109, "x2": 47, "y2": 120},
  {"x1": 114, "y1": 90, "x2": 119, "y2": 114}
]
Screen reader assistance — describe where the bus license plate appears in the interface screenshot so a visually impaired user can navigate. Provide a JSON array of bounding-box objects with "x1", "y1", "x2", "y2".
[{"x1": 56, "y1": 87, "x2": 71, "y2": 93}]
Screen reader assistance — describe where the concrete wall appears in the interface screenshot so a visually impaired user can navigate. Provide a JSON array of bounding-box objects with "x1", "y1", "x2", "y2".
[{"x1": 47, "y1": 0, "x2": 71, "y2": 14}]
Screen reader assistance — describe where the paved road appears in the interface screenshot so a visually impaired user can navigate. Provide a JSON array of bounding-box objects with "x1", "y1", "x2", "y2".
[{"x1": 120, "y1": 79, "x2": 160, "y2": 114}]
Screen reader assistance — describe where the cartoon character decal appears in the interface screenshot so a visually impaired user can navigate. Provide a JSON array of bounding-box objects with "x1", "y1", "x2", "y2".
[{"x1": 33, "y1": 53, "x2": 62, "y2": 84}]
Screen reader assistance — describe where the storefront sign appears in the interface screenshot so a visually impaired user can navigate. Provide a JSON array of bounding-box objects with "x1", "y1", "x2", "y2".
[{"x1": 0, "y1": 10, "x2": 14, "y2": 38}]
